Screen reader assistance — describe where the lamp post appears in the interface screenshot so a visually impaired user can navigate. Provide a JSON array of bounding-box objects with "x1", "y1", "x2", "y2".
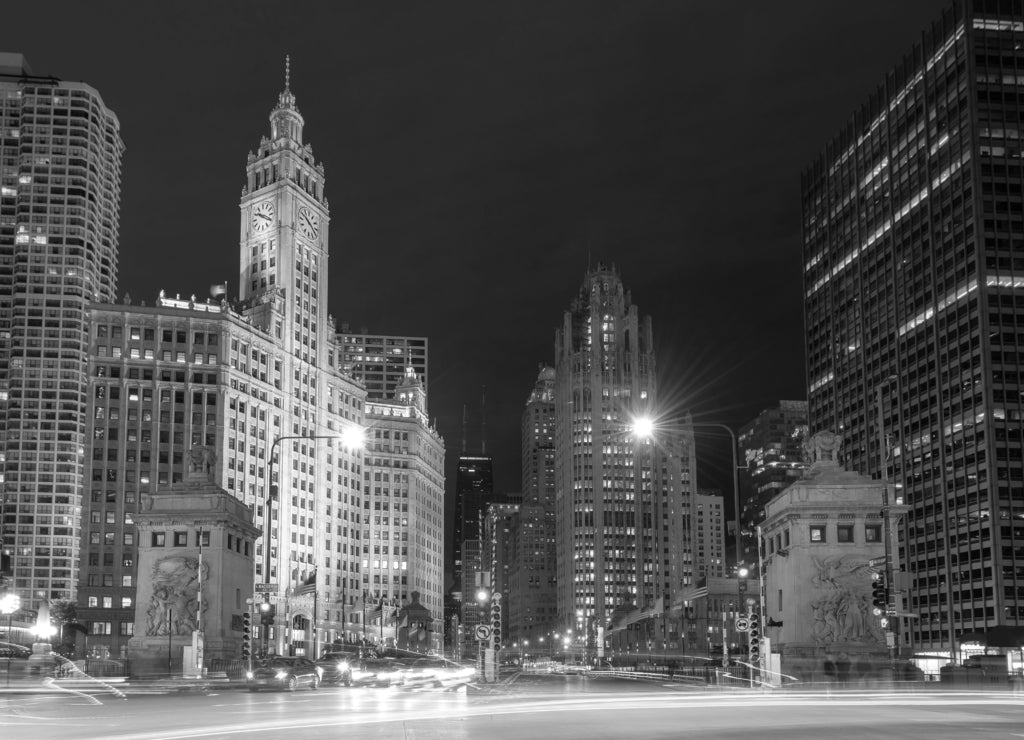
[
  {"x1": 875, "y1": 376, "x2": 900, "y2": 670},
  {"x1": 261, "y1": 428, "x2": 363, "y2": 657}
]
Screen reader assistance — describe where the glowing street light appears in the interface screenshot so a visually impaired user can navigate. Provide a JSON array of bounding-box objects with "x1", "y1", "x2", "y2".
[{"x1": 630, "y1": 415, "x2": 655, "y2": 440}]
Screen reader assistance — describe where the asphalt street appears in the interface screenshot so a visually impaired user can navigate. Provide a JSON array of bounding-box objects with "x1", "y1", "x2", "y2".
[{"x1": 1, "y1": 673, "x2": 1022, "y2": 740}]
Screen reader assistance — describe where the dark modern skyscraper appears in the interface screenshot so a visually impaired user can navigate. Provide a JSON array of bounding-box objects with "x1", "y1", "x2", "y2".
[
  {"x1": 802, "y1": 1, "x2": 1024, "y2": 656},
  {"x1": 0, "y1": 54, "x2": 124, "y2": 604},
  {"x1": 453, "y1": 454, "x2": 495, "y2": 611},
  {"x1": 738, "y1": 400, "x2": 808, "y2": 564}
]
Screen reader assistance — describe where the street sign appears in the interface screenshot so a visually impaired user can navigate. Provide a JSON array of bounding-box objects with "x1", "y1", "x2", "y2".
[
  {"x1": 475, "y1": 624, "x2": 492, "y2": 641},
  {"x1": 255, "y1": 583, "x2": 277, "y2": 593},
  {"x1": 735, "y1": 617, "x2": 750, "y2": 632},
  {"x1": 868, "y1": 556, "x2": 886, "y2": 568}
]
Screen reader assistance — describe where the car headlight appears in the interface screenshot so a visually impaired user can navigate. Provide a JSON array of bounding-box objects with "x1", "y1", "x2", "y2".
[
  {"x1": 338, "y1": 661, "x2": 349, "y2": 671},
  {"x1": 245, "y1": 671, "x2": 254, "y2": 679},
  {"x1": 275, "y1": 671, "x2": 288, "y2": 680}
]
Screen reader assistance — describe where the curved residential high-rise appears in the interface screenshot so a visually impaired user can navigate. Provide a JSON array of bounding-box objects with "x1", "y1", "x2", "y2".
[{"x1": 0, "y1": 54, "x2": 124, "y2": 604}]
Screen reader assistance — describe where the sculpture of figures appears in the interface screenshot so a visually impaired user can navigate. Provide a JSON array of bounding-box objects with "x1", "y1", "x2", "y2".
[
  {"x1": 803, "y1": 430, "x2": 843, "y2": 464},
  {"x1": 201, "y1": 446, "x2": 216, "y2": 474},
  {"x1": 144, "y1": 556, "x2": 208, "y2": 636},
  {"x1": 188, "y1": 447, "x2": 205, "y2": 474},
  {"x1": 809, "y1": 555, "x2": 881, "y2": 646}
]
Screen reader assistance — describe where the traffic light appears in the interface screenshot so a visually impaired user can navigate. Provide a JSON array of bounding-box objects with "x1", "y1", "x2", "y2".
[
  {"x1": 871, "y1": 572, "x2": 888, "y2": 615},
  {"x1": 242, "y1": 612, "x2": 252, "y2": 659},
  {"x1": 260, "y1": 602, "x2": 276, "y2": 626},
  {"x1": 747, "y1": 611, "x2": 760, "y2": 662},
  {"x1": 491, "y1": 595, "x2": 502, "y2": 650}
]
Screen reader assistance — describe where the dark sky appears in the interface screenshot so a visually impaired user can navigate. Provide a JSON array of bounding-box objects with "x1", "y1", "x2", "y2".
[{"x1": 9, "y1": 1, "x2": 948, "y2": 533}]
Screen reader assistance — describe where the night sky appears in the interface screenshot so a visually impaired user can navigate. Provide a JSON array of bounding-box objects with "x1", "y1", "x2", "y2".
[{"x1": 8, "y1": 1, "x2": 948, "y2": 549}]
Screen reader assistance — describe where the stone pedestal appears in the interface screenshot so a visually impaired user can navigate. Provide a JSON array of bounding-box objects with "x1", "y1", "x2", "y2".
[{"x1": 128, "y1": 447, "x2": 260, "y2": 677}]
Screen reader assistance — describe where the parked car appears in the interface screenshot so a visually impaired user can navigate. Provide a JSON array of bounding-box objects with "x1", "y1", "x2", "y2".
[
  {"x1": 246, "y1": 656, "x2": 322, "y2": 691},
  {"x1": 315, "y1": 650, "x2": 356, "y2": 686}
]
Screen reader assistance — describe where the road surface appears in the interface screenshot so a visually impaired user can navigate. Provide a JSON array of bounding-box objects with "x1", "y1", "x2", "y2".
[{"x1": 1, "y1": 672, "x2": 1021, "y2": 739}]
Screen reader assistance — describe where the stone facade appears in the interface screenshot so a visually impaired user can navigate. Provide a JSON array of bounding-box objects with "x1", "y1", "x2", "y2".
[
  {"x1": 761, "y1": 432, "x2": 889, "y2": 682},
  {"x1": 127, "y1": 450, "x2": 260, "y2": 676}
]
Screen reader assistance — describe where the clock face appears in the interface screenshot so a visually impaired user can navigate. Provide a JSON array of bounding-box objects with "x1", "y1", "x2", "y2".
[
  {"x1": 297, "y1": 207, "x2": 320, "y2": 240},
  {"x1": 252, "y1": 201, "x2": 275, "y2": 233}
]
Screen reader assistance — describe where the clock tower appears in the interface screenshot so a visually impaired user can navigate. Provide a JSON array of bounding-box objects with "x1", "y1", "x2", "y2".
[{"x1": 239, "y1": 56, "x2": 330, "y2": 367}]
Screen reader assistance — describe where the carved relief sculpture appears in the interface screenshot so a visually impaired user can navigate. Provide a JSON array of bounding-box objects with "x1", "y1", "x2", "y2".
[
  {"x1": 808, "y1": 555, "x2": 883, "y2": 646},
  {"x1": 144, "y1": 556, "x2": 208, "y2": 636}
]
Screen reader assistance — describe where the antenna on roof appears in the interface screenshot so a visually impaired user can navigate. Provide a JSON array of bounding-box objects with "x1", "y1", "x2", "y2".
[{"x1": 481, "y1": 386, "x2": 487, "y2": 456}]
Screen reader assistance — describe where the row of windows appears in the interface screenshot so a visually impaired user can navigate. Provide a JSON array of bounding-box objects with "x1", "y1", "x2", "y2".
[{"x1": 808, "y1": 523, "x2": 882, "y2": 544}]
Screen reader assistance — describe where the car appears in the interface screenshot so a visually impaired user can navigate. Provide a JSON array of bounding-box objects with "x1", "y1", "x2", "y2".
[
  {"x1": 246, "y1": 656, "x2": 322, "y2": 692},
  {"x1": 401, "y1": 657, "x2": 475, "y2": 688},
  {"x1": 350, "y1": 657, "x2": 408, "y2": 687},
  {"x1": 0, "y1": 642, "x2": 31, "y2": 660},
  {"x1": 315, "y1": 650, "x2": 357, "y2": 686}
]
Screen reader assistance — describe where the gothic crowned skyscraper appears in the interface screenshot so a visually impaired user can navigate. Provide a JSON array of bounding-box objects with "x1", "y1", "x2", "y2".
[{"x1": 554, "y1": 266, "x2": 693, "y2": 647}]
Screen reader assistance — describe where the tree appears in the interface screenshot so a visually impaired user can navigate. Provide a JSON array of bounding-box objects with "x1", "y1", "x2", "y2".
[{"x1": 48, "y1": 600, "x2": 80, "y2": 657}]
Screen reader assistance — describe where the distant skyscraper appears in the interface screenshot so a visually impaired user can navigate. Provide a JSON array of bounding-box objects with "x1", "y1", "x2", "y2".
[
  {"x1": 738, "y1": 401, "x2": 808, "y2": 563},
  {"x1": 554, "y1": 265, "x2": 693, "y2": 643},
  {"x1": 694, "y1": 491, "x2": 726, "y2": 580},
  {"x1": 0, "y1": 54, "x2": 124, "y2": 604},
  {"x1": 802, "y1": 2, "x2": 1024, "y2": 655},
  {"x1": 507, "y1": 365, "x2": 558, "y2": 644},
  {"x1": 454, "y1": 453, "x2": 495, "y2": 635},
  {"x1": 338, "y1": 328, "x2": 427, "y2": 407}
]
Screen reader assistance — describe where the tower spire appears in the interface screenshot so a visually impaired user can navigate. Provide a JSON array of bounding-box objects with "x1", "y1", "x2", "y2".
[{"x1": 285, "y1": 54, "x2": 291, "y2": 92}]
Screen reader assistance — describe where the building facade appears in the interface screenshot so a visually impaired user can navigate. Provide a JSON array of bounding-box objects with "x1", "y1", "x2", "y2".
[
  {"x1": 508, "y1": 365, "x2": 558, "y2": 645},
  {"x1": 760, "y1": 433, "x2": 890, "y2": 681},
  {"x1": 738, "y1": 401, "x2": 809, "y2": 565},
  {"x1": 453, "y1": 452, "x2": 495, "y2": 626},
  {"x1": 802, "y1": 1, "x2": 1024, "y2": 657},
  {"x1": 554, "y1": 265, "x2": 693, "y2": 648},
  {"x1": 694, "y1": 491, "x2": 727, "y2": 581},
  {"x1": 362, "y1": 366, "x2": 445, "y2": 649},
  {"x1": 338, "y1": 328, "x2": 427, "y2": 405},
  {"x1": 72, "y1": 66, "x2": 443, "y2": 658},
  {"x1": 0, "y1": 54, "x2": 124, "y2": 608}
]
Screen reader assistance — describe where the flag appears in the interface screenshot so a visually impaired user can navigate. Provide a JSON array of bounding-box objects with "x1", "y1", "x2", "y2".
[
  {"x1": 210, "y1": 282, "x2": 228, "y2": 298},
  {"x1": 368, "y1": 599, "x2": 384, "y2": 621},
  {"x1": 294, "y1": 570, "x2": 316, "y2": 597}
]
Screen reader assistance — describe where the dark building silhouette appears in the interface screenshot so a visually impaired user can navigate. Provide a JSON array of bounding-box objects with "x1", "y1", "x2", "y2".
[
  {"x1": 802, "y1": 1, "x2": 1024, "y2": 657},
  {"x1": 738, "y1": 401, "x2": 808, "y2": 564}
]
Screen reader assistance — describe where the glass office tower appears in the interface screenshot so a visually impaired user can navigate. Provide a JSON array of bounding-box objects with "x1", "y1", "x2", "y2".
[{"x1": 802, "y1": 1, "x2": 1024, "y2": 656}]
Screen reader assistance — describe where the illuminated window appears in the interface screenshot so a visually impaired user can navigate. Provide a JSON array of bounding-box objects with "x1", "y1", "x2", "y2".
[{"x1": 809, "y1": 525, "x2": 826, "y2": 543}]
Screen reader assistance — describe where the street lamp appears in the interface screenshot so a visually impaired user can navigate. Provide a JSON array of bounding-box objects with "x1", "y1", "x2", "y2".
[{"x1": 261, "y1": 428, "x2": 364, "y2": 656}]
